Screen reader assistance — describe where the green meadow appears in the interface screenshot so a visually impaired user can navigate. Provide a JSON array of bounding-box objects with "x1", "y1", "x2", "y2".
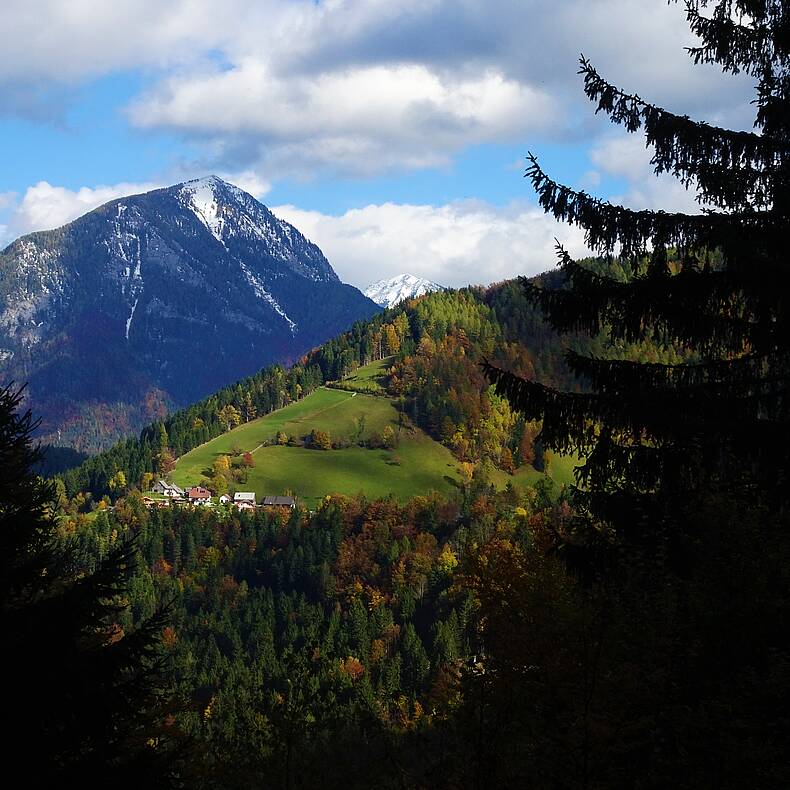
[
  {"x1": 172, "y1": 369, "x2": 579, "y2": 508},
  {"x1": 330, "y1": 355, "x2": 394, "y2": 393},
  {"x1": 172, "y1": 388, "x2": 464, "y2": 507}
]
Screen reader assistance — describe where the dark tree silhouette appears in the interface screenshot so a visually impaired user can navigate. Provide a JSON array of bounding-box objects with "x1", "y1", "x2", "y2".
[
  {"x1": 479, "y1": 2, "x2": 790, "y2": 784},
  {"x1": 485, "y1": 0, "x2": 790, "y2": 554},
  {"x1": 0, "y1": 385, "x2": 177, "y2": 786}
]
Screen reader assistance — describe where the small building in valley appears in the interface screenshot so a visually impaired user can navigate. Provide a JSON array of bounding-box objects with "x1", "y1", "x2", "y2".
[
  {"x1": 234, "y1": 491, "x2": 257, "y2": 510},
  {"x1": 152, "y1": 480, "x2": 185, "y2": 498},
  {"x1": 218, "y1": 494, "x2": 231, "y2": 504},
  {"x1": 186, "y1": 485, "x2": 212, "y2": 505},
  {"x1": 261, "y1": 495, "x2": 296, "y2": 510}
]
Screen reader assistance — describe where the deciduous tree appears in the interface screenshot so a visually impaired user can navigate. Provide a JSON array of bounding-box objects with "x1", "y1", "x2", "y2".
[{"x1": 218, "y1": 404, "x2": 242, "y2": 432}]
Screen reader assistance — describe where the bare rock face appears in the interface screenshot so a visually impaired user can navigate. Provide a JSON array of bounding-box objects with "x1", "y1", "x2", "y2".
[{"x1": 0, "y1": 176, "x2": 379, "y2": 451}]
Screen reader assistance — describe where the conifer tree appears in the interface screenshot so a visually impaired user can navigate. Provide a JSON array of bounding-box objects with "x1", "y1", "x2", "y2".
[
  {"x1": 485, "y1": 0, "x2": 790, "y2": 549},
  {"x1": 480, "y1": 3, "x2": 790, "y2": 782},
  {"x1": 0, "y1": 385, "x2": 177, "y2": 786}
]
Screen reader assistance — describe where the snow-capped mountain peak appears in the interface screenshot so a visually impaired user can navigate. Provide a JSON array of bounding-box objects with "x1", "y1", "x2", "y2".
[
  {"x1": 173, "y1": 176, "x2": 338, "y2": 283},
  {"x1": 180, "y1": 176, "x2": 226, "y2": 242},
  {"x1": 364, "y1": 274, "x2": 444, "y2": 308},
  {"x1": 0, "y1": 177, "x2": 378, "y2": 451}
]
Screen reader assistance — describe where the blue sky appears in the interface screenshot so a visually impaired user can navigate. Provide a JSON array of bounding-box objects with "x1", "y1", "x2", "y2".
[{"x1": 0, "y1": 0, "x2": 753, "y2": 287}]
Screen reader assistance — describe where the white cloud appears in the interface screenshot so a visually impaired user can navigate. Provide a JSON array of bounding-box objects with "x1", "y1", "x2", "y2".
[
  {"x1": 215, "y1": 170, "x2": 271, "y2": 199},
  {"x1": 121, "y1": 0, "x2": 753, "y2": 178},
  {"x1": 5, "y1": 180, "x2": 163, "y2": 239},
  {"x1": 0, "y1": 0, "x2": 263, "y2": 81},
  {"x1": 130, "y1": 62, "x2": 557, "y2": 177},
  {"x1": 590, "y1": 136, "x2": 655, "y2": 183},
  {"x1": 272, "y1": 200, "x2": 590, "y2": 289},
  {"x1": 0, "y1": 0, "x2": 757, "y2": 265},
  {"x1": 0, "y1": 0, "x2": 755, "y2": 173}
]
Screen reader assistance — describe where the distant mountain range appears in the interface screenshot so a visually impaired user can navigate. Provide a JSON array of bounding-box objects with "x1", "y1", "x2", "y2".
[
  {"x1": 0, "y1": 176, "x2": 379, "y2": 451},
  {"x1": 364, "y1": 273, "x2": 444, "y2": 308}
]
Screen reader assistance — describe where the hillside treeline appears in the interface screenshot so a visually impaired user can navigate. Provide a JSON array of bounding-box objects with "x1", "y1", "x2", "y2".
[
  {"x1": 64, "y1": 467, "x2": 573, "y2": 787},
  {"x1": 61, "y1": 265, "x2": 692, "y2": 503},
  {"x1": 60, "y1": 277, "x2": 572, "y2": 499}
]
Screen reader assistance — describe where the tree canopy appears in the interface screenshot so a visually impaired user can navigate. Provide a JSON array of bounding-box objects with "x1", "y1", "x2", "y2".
[
  {"x1": 486, "y1": 0, "x2": 790, "y2": 531},
  {"x1": 0, "y1": 385, "x2": 177, "y2": 785}
]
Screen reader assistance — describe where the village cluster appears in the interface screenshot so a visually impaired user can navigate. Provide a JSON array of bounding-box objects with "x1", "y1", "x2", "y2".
[{"x1": 143, "y1": 480, "x2": 296, "y2": 511}]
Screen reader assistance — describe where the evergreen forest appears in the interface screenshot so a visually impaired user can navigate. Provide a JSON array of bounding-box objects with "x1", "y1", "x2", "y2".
[{"x1": 3, "y1": 2, "x2": 789, "y2": 787}]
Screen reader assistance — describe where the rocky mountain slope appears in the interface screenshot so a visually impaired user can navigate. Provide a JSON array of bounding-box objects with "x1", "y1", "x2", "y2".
[
  {"x1": 364, "y1": 273, "x2": 444, "y2": 307},
  {"x1": 0, "y1": 176, "x2": 379, "y2": 451}
]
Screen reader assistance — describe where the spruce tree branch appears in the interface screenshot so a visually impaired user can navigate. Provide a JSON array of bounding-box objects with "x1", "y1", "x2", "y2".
[
  {"x1": 579, "y1": 53, "x2": 786, "y2": 209},
  {"x1": 526, "y1": 154, "x2": 775, "y2": 255},
  {"x1": 564, "y1": 349, "x2": 790, "y2": 394},
  {"x1": 684, "y1": 4, "x2": 784, "y2": 75},
  {"x1": 524, "y1": 245, "x2": 785, "y2": 358},
  {"x1": 483, "y1": 360, "x2": 790, "y2": 463},
  {"x1": 579, "y1": 56, "x2": 779, "y2": 152}
]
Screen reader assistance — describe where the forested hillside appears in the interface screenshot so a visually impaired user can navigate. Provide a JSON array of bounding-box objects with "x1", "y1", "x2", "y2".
[
  {"x1": 52, "y1": 262, "x2": 762, "y2": 787},
  {"x1": 8, "y1": 0, "x2": 790, "y2": 785},
  {"x1": 59, "y1": 275, "x2": 566, "y2": 501},
  {"x1": 60, "y1": 262, "x2": 693, "y2": 507},
  {"x1": 63, "y1": 458, "x2": 570, "y2": 787}
]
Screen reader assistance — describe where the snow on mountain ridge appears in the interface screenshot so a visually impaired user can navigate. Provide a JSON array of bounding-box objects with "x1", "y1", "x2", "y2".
[
  {"x1": 364, "y1": 273, "x2": 444, "y2": 308},
  {"x1": 0, "y1": 176, "x2": 379, "y2": 452},
  {"x1": 175, "y1": 176, "x2": 336, "y2": 283},
  {"x1": 180, "y1": 176, "x2": 227, "y2": 243}
]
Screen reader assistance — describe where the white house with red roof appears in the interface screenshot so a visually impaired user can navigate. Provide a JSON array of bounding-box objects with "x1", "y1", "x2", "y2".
[{"x1": 186, "y1": 485, "x2": 213, "y2": 505}]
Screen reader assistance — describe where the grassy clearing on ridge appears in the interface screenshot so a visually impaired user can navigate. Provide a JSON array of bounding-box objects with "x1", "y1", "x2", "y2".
[
  {"x1": 171, "y1": 356, "x2": 580, "y2": 508},
  {"x1": 172, "y1": 388, "x2": 463, "y2": 507}
]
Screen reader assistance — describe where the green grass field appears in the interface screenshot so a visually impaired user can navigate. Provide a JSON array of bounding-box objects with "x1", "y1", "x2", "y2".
[
  {"x1": 172, "y1": 359, "x2": 580, "y2": 508},
  {"x1": 331, "y1": 356, "x2": 394, "y2": 393},
  {"x1": 489, "y1": 452, "x2": 579, "y2": 494},
  {"x1": 172, "y1": 388, "x2": 464, "y2": 507}
]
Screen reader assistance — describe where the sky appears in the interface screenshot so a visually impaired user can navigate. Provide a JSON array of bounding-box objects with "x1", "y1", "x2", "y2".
[{"x1": 0, "y1": 0, "x2": 756, "y2": 289}]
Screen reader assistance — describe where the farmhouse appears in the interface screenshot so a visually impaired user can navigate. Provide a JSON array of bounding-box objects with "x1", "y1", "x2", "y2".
[
  {"x1": 234, "y1": 491, "x2": 256, "y2": 511},
  {"x1": 261, "y1": 495, "x2": 296, "y2": 510},
  {"x1": 186, "y1": 485, "x2": 213, "y2": 505},
  {"x1": 219, "y1": 494, "x2": 231, "y2": 504},
  {"x1": 152, "y1": 480, "x2": 185, "y2": 498}
]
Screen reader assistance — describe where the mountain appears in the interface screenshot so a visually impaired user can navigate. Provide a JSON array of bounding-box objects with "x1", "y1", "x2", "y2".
[
  {"x1": 364, "y1": 273, "x2": 444, "y2": 307},
  {"x1": 0, "y1": 176, "x2": 379, "y2": 452}
]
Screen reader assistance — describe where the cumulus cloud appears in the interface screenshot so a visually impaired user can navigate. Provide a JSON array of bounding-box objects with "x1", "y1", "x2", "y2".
[
  {"x1": 4, "y1": 180, "x2": 163, "y2": 239},
  {"x1": 0, "y1": 0, "x2": 266, "y2": 81},
  {"x1": 590, "y1": 135, "x2": 656, "y2": 183},
  {"x1": 0, "y1": 1, "x2": 753, "y2": 170},
  {"x1": 130, "y1": 62, "x2": 557, "y2": 176},
  {"x1": 272, "y1": 200, "x2": 590, "y2": 289},
  {"x1": 0, "y1": 0, "x2": 757, "y2": 262},
  {"x1": 287, "y1": 0, "x2": 749, "y2": 118},
  {"x1": 215, "y1": 170, "x2": 271, "y2": 199},
  {"x1": 121, "y1": 0, "x2": 753, "y2": 178}
]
